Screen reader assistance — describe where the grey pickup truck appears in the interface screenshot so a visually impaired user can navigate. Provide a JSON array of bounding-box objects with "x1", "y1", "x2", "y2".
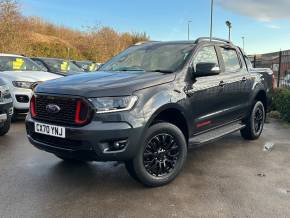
[{"x1": 26, "y1": 37, "x2": 274, "y2": 187}]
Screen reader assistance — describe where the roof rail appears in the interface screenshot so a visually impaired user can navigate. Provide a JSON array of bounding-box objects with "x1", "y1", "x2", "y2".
[{"x1": 195, "y1": 37, "x2": 232, "y2": 44}]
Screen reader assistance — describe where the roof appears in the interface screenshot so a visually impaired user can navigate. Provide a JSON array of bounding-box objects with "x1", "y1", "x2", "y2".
[
  {"x1": 32, "y1": 57, "x2": 64, "y2": 61},
  {"x1": 0, "y1": 53, "x2": 24, "y2": 57}
]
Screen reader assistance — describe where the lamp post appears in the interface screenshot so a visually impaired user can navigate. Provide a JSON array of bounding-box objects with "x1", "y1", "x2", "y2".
[
  {"x1": 210, "y1": 0, "x2": 214, "y2": 41},
  {"x1": 225, "y1": 20, "x2": 232, "y2": 41},
  {"x1": 187, "y1": 20, "x2": 192, "y2": 40},
  {"x1": 242, "y1": 36, "x2": 245, "y2": 51}
]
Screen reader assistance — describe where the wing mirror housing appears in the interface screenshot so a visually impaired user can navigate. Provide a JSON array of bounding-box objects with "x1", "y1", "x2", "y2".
[{"x1": 194, "y1": 62, "x2": 220, "y2": 77}]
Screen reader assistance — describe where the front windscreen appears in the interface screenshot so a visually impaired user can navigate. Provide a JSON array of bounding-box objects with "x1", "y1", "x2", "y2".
[
  {"x1": 0, "y1": 56, "x2": 44, "y2": 72},
  {"x1": 42, "y1": 59, "x2": 83, "y2": 74},
  {"x1": 100, "y1": 43, "x2": 195, "y2": 73}
]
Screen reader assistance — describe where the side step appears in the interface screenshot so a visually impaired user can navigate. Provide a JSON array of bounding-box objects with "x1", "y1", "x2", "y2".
[{"x1": 189, "y1": 122, "x2": 246, "y2": 146}]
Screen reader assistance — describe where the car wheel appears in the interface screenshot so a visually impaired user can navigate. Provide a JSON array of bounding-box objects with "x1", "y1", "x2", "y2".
[
  {"x1": 127, "y1": 122, "x2": 187, "y2": 187},
  {"x1": 0, "y1": 118, "x2": 11, "y2": 136},
  {"x1": 241, "y1": 101, "x2": 265, "y2": 140}
]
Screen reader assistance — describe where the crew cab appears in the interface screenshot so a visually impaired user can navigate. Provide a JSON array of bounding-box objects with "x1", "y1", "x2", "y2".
[
  {"x1": 0, "y1": 54, "x2": 62, "y2": 118},
  {"x1": 0, "y1": 78, "x2": 13, "y2": 136},
  {"x1": 26, "y1": 38, "x2": 273, "y2": 187}
]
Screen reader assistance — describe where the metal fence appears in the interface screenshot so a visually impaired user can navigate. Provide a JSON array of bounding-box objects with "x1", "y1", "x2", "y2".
[{"x1": 251, "y1": 50, "x2": 290, "y2": 89}]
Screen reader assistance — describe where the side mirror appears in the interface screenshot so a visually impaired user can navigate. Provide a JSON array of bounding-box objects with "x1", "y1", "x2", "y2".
[{"x1": 194, "y1": 62, "x2": 220, "y2": 77}]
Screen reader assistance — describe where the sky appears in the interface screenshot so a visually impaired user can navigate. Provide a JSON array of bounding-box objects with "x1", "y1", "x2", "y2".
[{"x1": 19, "y1": 0, "x2": 290, "y2": 54}]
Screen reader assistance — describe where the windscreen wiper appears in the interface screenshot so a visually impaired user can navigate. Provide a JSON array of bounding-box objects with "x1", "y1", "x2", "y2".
[{"x1": 150, "y1": 69, "x2": 174, "y2": 74}]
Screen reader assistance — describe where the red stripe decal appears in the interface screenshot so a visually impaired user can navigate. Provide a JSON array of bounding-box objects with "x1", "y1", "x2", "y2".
[{"x1": 196, "y1": 120, "x2": 212, "y2": 128}]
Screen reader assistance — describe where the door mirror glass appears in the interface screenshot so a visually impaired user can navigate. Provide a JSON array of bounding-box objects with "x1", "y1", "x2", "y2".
[
  {"x1": 195, "y1": 62, "x2": 220, "y2": 77},
  {"x1": 192, "y1": 46, "x2": 220, "y2": 78}
]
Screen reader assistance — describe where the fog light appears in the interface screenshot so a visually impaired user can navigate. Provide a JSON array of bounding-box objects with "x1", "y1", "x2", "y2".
[
  {"x1": 101, "y1": 139, "x2": 128, "y2": 153},
  {"x1": 113, "y1": 140, "x2": 127, "y2": 150}
]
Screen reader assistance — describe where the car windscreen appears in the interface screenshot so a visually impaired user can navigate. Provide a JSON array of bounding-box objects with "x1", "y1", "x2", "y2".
[
  {"x1": 40, "y1": 59, "x2": 83, "y2": 74},
  {"x1": 74, "y1": 61, "x2": 97, "y2": 72},
  {"x1": 99, "y1": 43, "x2": 195, "y2": 73},
  {"x1": 0, "y1": 56, "x2": 44, "y2": 72}
]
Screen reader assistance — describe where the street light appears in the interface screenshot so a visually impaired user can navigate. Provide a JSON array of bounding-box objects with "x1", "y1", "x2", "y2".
[
  {"x1": 210, "y1": 0, "x2": 214, "y2": 41},
  {"x1": 187, "y1": 20, "x2": 192, "y2": 40},
  {"x1": 225, "y1": 20, "x2": 232, "y2": 41}
]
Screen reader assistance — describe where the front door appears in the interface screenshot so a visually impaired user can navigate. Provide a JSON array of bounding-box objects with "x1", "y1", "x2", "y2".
[{"x1": 187, "y1": 45, "x2": 224, "y2": 134}]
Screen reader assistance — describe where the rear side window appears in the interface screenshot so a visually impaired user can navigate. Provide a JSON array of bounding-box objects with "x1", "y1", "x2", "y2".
[{"x1": 220, "y1": 48, "x2": 241, "y2": 72}]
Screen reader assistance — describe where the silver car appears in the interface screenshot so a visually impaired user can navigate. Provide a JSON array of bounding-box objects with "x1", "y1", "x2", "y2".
[{"x1": 0, "y1": 54, "x2": 62, "y2": 118}]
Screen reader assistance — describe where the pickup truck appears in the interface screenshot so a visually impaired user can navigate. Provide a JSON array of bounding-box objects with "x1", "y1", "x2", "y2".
[
  {"x1": 26, "y1": 37, "x2": 274, "y2": 187},
  {"x1": 0, "y1": 78, "x2": 13, "y2": 136}
]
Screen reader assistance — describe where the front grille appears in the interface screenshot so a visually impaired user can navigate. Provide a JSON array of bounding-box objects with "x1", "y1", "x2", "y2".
[
  {"x1": 16, "y1": 95, "x2": 29, "y2": 103},
  {"x1": 34, "y1": 95, "x2": 86, "y2": 125}
]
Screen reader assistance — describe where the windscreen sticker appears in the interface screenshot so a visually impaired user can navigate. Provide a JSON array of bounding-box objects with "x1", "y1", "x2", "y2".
[
  {"x1": 89, "y1": 63, "x2": 96, "y2": 71},
  {"x1": 60, "y1": 61, "x2": 69, "y2": 72},
  {"x1": 12, "y1": 58, "x2": 24, "y2": 70}
]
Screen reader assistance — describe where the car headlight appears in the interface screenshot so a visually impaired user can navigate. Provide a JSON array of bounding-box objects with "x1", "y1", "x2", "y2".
[
  {"x1": 0, "y1": 85, "x2": 12, "y2": 104},
  {"x1": 89, "y1": 96, "x2": 138, "y2": 113},
  {"x1": 12, "y1": 81, "x2": 34, "y2": 89}
]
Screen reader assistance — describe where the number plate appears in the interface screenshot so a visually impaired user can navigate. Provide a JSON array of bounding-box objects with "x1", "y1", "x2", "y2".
[{"x1": 34, "y1": 122, "x2": 66, "y2": 138}]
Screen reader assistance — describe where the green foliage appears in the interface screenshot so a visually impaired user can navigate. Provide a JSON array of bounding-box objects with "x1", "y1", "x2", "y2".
[{"x1": 273, "y1": 88, "x2": 290, "y2": 122}]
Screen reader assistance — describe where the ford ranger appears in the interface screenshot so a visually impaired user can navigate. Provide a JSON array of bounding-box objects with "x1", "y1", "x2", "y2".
[{"x1": 26, "y1": 38, "x2": 273, "y2": 187}]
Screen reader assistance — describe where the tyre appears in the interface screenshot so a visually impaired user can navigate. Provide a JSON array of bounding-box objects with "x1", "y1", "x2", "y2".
[
  {"x1": 241, "y1": 101, "x2": 265, "y2": 140},
  {"x1": 0, "y1": 118, "x2": 11, "y2": 136},
  {"x1": 127, "y1": 122, "x2": 187, "y2": 187}
]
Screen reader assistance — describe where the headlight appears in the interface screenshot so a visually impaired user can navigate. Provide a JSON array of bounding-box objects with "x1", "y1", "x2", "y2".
[
  {"x1": 89, "y1": 96, "x2": 138, "y2": 113},
  {"x1": 0, "y1": 85, "x2": 12, "y2": 104},
  {"x1": 12, "y1": 81, "x2": 34, "y2": 89}
]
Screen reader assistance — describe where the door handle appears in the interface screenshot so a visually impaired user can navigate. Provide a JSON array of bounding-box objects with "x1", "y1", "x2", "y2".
[
  {"x1": 219, "y1": 81, "x2": 225, "y2": 87},
  {"x1": 241, "y1": 77, "x2": 247, "y2": 82}
]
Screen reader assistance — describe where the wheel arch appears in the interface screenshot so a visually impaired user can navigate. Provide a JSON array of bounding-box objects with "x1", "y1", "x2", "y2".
[
  {"x1": 253, "y1": 89, "x2": 267, "y2": 111},
  {"x1": 145, "y1": 104, "x2": 190, "y2": 143}
]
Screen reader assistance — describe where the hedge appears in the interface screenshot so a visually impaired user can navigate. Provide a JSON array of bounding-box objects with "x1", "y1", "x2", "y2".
[{"x1": 273, "y1": 88, "x2": 290, "y2": 122}]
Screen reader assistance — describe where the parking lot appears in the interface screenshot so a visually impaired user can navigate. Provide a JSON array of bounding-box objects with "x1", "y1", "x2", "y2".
[{"x1": 0, "y1": 119, "x2": 289, "y2": 218}]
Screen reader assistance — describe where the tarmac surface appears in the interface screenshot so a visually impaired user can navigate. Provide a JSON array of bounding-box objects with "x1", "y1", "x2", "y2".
[{"x1": 0, "y1": 119, "x2": 289, "y2": 218}]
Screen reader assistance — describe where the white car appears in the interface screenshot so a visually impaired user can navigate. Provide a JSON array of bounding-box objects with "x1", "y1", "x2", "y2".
[{"x1": 0, "y1": 54, "x2": 62, "y2": 118}]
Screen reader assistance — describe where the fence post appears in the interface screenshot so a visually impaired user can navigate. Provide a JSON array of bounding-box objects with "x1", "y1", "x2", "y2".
[{"x1": 277, "y1": 50, "x2": 282, "y2": 88}]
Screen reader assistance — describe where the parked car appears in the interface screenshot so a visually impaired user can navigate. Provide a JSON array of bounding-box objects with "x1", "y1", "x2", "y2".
[
  {"x1": 0, "y1": 54, "x2": 62, "y2": 118},
  {"x1": 72, "y1": 60, "x2": 99, "y2": 72},
  {"x1": 26, "y1": 38, "x2": 273, "y2": 187},
  {"x1": 31, "y1": 57, "x2": 84, "y2": 76},
  {"x1": 0, "y1": 78, "x2": 13, "y2": 136},
  {"x1": 282, "y1": 73, "x2": 290, "y2": 88}
]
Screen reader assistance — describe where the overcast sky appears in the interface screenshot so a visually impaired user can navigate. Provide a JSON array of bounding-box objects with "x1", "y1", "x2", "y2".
[{"x1": 21, "y1": 0, "x2": 290, "y2": 54}]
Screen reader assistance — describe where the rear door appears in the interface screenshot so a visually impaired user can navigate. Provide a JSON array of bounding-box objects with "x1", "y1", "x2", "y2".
[{"x1": 216, "y1": 46, "x2": 253, "y2": 122}]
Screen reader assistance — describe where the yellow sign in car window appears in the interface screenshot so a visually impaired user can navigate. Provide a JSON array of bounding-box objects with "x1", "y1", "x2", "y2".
[
  {"x1": 89, "y1": 63, "x2": 96, "y2": 72},
  {"x1": 12, "y1": 58, "x2": 25, "y2": 70},
  {"x1": 60, "y1": 61, "x2": 69, "y2": 72}
]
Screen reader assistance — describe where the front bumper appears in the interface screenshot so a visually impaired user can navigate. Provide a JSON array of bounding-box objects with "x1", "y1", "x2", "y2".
[{"x1": 26, "y1": 115, "x2": 145, "y2": 161}]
